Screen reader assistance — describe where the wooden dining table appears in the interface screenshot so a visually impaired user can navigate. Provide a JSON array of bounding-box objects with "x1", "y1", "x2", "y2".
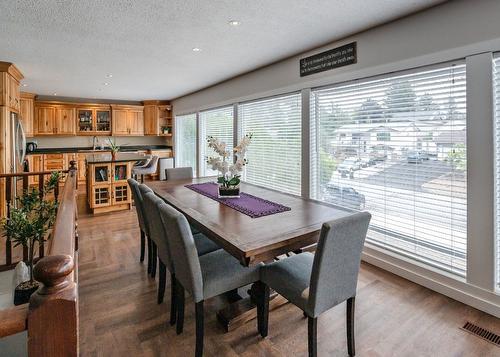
[{"x1": 146, "y1": 177, "x2": 351, "y2": 330}]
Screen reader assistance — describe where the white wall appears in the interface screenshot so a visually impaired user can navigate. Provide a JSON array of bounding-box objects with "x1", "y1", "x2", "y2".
[{"x1": 173, "y1": 0, "x2": 500, "y2": 114}]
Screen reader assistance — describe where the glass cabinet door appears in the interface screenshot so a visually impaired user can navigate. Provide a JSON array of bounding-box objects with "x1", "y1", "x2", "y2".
[
  {"x1": 113, "y1": 163, "x2": 128, "y2": 182},
  {"x1": 96, "y1": 110, "x2": 111, "y2": 132},
  {"x1": 93, "y1": 186, "x2": 111, "y2": 207},
  {"x1": 93, "y1": 164, "x2": 110, "y2": 184},
  {"x1": 112, "y1": 183, "x2": 130, "y2": 204},
  {"x1": 78, "y1": 109, "x2": 93, "y2": 132}
]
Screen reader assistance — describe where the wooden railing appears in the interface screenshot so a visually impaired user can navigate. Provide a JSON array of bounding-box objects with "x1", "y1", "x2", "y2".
[
  {"x1": 0, "y1": 168, "x2": 70, "y2": 270},
  {"x1": 0, "y1": 162, "x2": 79, "y2": 356}
]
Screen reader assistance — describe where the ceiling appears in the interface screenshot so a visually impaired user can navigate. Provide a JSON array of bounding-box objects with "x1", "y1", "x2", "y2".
[{"x1": 0, "y1": 0, "x2": 446, "y2": 101}]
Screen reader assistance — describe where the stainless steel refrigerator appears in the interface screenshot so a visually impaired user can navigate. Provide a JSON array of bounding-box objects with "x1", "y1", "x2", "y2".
[{"x1": 10, "y1": 111, "x2": 26, "y2": 174}]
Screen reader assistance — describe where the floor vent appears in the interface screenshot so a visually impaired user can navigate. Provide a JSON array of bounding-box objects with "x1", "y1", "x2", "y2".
[{"x1": 461, "y1": 322, "x2": 500, "y2": 347}]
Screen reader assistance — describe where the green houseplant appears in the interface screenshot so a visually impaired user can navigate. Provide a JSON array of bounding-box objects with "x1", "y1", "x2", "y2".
[
  {"x1": 2, "y1": 172, "x2": 60, "y2": 305},
  {"x1": 107, "y1": 137, "x2": 120, "y2": 160}
]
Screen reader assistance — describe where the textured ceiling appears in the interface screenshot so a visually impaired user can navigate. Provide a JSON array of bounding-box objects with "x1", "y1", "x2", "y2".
[{"x1": 0, "y1": 0, "x2": 445, "y2": 101}]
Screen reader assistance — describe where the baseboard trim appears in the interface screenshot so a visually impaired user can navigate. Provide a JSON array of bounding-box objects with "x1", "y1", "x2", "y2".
[{"x1": 361, "y1": 245, "x2": 500, "y2": 318}]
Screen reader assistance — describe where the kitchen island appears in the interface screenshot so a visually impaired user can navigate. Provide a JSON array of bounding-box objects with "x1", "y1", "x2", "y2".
[{"x1": 86, "y1": 153, "x2": 146, "y2": 214}]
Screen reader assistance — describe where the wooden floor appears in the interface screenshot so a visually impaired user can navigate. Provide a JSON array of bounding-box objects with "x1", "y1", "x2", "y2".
[{"x1": 78, "y1": 201, "x2": 500, "y2": 357}]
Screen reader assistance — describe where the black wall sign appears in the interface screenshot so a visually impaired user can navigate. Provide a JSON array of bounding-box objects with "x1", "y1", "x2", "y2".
[{"x1": 300, "y1": 42, "x2": 357, "y2": 77}]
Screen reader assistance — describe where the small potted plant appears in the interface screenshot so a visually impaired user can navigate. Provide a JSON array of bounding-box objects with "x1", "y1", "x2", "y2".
[
  {"x1": 107, "y1": 137, "x2": 120, "y2": 160},
  {"x1": 207, "y1": 133, "x2": 252, "y2": 198},
  {"x1": 161, "y1": 126, "x2": 171, "y2": 135},
  {"x1": 2, "y1": 172, "x2": 60, "y2": 305}
]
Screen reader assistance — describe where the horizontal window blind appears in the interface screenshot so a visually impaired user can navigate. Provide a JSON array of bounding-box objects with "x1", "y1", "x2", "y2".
[
  {"x1": 199, "y1": 106, "x2": 234, "y2": 177},
  {"x1": 311, "y1": 62, "x2": 467, "y2": 276},
  {"x1": 175, "y1": 113, "x2": 197, "y2": 176},
  {"x1": 494, "y1": 55, "x2": 500, "y2": 289},
  {"x1": 239, "y1": 93, "x2": 302, "y2": 195}
]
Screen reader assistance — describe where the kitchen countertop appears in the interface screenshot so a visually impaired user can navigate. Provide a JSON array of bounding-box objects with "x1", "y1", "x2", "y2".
[
  {"x1": 86, "y1": 153, "x2": 148, "y2": 164},
  {"x1": 28, "y1": 145, "x2": 172, "y2": 155}
]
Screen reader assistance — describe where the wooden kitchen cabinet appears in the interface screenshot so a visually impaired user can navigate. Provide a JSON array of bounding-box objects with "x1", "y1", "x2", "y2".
[
  {"x1": 27, "y1": 154, "x2": 43, "y2": 186},
  {"x1": 143, "y1": 101, "x2": 173, "y2": 136},
  {"x1": 35, "y1": 103, "x2": 76, "y2": 136},
  {"x1": 76, "y1": 106, "x2": 111, "y2": 135},
  {"x1": 111, "y1": 105, "x2": 144, "y2": 136},
  {"x1": 55, "y1": 107, "x2": 76, "y2": 135},
  {"x1": 20, "y1": 92, "x2": 35, "y2": 137},
  {"x1": 35, "y1": 106, "x2": 56, "y2": 135}
]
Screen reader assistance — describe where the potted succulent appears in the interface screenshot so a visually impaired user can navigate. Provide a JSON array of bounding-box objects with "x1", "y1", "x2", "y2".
[
  {"x1": 207, "y1": 133, "x2": 252, "y2": 198},
  {"x1": 107, "y1": 137, "x2": 120, "y2": 160},
  {"x1": 2, "y1": 172, "x2": 60, "y2": 305}
]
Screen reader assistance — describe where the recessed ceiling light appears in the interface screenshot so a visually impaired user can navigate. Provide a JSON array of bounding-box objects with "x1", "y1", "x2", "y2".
[
  {"x1": 22, "y1": 83, "x2": 28, "y2": 87},
  {"x1": 103, "y1": 82, "x2": 109, "y2": 86},
  {"x1": 53, "y1": 93, "x2": 57, "y2": 96},
  {"x1": 106, "y1": 74, "x2": 113, "y2": 78},
  {"x1": 228, "y1": 20, "x2": 241, "y2": 26},
  {"x1": 192, "y1": 47, "x2": 202, "y2": 52}
]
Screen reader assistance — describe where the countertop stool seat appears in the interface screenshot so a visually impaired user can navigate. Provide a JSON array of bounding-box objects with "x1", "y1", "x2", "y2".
[
  {"x1": 258, "y1": 211, "x2": 372, "y2": 357},
  {"x1": 157, "y1": 201, "x2": 265, "y2": 357},
  {"x1": 132, "y1": 155, "x2": 159, "y2": 183}
]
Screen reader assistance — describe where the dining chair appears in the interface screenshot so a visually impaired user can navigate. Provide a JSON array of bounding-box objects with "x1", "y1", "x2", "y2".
[
  {"x1": 127, "y1": 178, "x2": 152, "y2": 274},
  {"x1": 132, "y1": 155, "x2": 159, "y2": 183},
  {"x1": 157, "y1": 201, "x2": 265, "y2": 357},
  {"x1": 163, "y1": 166, "x2": 201, "y2": 235},
  {"x1": 165, "y1": 167, "x2": 193, "y2": 181},
  {"x1": 138, "y1": 184, "x2": 219, "y2": 280},
  {"x1": 257, "y1": 211, "x2": 371, "y2": 357}
]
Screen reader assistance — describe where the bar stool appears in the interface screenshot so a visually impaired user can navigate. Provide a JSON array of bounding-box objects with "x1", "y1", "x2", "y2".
[{"x1": 132, "y1": 155, "x2": 159, "y2": 183}]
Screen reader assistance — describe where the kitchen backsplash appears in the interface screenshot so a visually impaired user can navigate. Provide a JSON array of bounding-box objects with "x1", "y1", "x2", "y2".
[{"x1": 32, "y1": 136, "x2": 168, "y2": 148}]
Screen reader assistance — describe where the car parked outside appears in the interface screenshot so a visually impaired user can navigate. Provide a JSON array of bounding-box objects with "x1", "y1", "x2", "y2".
[
  {"x1": 323, "y1": 184, "x2": 366, "y2": 210},
  {"x1": 337, "y1": 158, "x2": 362, "y2": 175}
]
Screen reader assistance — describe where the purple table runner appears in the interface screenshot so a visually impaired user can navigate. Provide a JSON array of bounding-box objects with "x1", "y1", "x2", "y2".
[{"x1": 185, "y1": 182, "x2": 291, "y2": 218}]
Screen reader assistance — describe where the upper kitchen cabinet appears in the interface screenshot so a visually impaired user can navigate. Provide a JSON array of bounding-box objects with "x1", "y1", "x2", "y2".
[
  {"x1": 34, "y1": 102, "x2": 76, "y2": 136},
  {"x1": 76, "y1": 105, "x2": 111, "y2": 135},
  {"x1": 111, "y1": 105, "x2": 144, "y2": 136},
  {"x1": 20, "y1": 92, "x2": 35, "y2": 137},
  {"x1": 0, "y1": 62, "x2": 23, "y2": 113},
  {"x1": 143, "y1": 100, "x2": 173, "y2": 136}
]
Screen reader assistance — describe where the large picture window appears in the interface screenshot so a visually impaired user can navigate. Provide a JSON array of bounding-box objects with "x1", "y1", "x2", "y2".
[
  {"x1": 199, "y1": 106, "x2": 234, "y2": 177},
  {"x1": 175, "y1": 113, "x2": 197, "y2": 175},
  {"x1": 311, "y1": 62, "x2": 467, "y2": 276},
  {"x1": 239, "y1": 93, "x2": 302, "y2": 195}
]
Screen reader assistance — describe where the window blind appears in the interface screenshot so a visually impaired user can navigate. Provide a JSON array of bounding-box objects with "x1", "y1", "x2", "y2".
[
  {"x1": 238, "y1": 93, "x2": 302, "y2": 195},
  {"x1": 175, "y1": 113, "x2": 197, "y2": 175},
  {"x1": 494, "y1": 55, "x2": 500, "y2": 288},
  {"x1": 311, "y1": 62, "x2": 467, "y2": 276},
  {"x1": 199, "y1": 106, "x2": 234, "y2": 177}
]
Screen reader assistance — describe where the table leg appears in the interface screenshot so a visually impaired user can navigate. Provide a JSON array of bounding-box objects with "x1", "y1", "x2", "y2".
[{"x1": 216, "y1": 283, "x2": 288, "y2": 332}]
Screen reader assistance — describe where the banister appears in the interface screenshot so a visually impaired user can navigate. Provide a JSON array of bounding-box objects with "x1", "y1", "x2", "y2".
[{"x1": 26, "y1": 161, "x2": 79, "y2": 357}]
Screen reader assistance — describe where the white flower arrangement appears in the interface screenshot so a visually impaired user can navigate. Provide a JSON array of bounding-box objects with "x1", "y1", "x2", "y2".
[{"x1": 207, "y1": 133, "x2": 252, "y2": 188}]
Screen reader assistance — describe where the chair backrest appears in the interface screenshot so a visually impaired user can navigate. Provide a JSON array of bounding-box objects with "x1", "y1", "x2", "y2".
[
  {"x1": 127, "y1": 178, "x2": 147, "y2": 234},
  {"x1": 165, "y1": 167, "x2": 193, "y2": 181},
  {"x1": 145, "y1": 155, "x2": 159, "y2": 170},
  {"x1": 142, "y1": 191, "x2": 174, "y2": 272},
  {"x1": 157, "y1": 201, "x2": 204, "y2": 303},
  {"x1": 307, "y1": 211, "x2": 371, "y2": 317}
]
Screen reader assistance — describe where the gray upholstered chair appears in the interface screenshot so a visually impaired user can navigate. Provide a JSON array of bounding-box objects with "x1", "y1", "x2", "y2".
[
  {"x1": 139, "y1": 185, "x2": 219, "y2": 313},
  {"x1": 132, "y1": 155, "x2": 159, "y2": 183},
  {"x1": 157, "y1": 201, "x2": 265, "y2": 357},
  {"x1": 127, "y1": 178, "x2": 152, "y2": 274},
  {"x1": 165, "y1": 167, "x2": 193, "y2": 181},
  {"x1": 258, "y1": 211, "x2": 371, "y2": 357}
]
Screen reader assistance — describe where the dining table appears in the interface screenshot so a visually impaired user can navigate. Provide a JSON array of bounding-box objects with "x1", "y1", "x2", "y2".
[{"x1": 146, "y1": 177, "x2": 351, "y2": 331}]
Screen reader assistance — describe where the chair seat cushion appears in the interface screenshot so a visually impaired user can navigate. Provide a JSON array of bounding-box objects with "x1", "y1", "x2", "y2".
[
  {"x1": 193, "y1": 233, "x2": 220, "y2": 256},
  {"x1": 260, "y1": 252, "x2": 314, "y2": 313},
  {"x1": 199, "y1": 249, "x2": 261, "y2": 300}
]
